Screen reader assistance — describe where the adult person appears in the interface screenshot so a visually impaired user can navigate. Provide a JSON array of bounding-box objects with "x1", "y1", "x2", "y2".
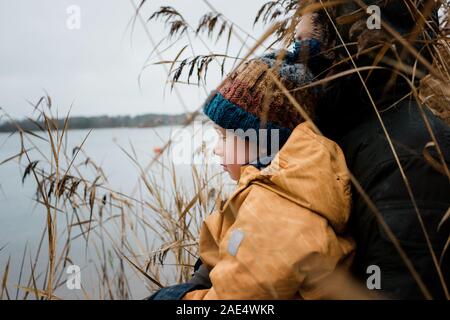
[{"x1": 297, "y1": 0, "x2": 450, "y2": 299}]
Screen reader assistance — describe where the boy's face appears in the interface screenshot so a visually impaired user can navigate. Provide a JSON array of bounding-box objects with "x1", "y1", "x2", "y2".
[{"x1": 213, "y1": 125, "x2": 256, "y2": 181}]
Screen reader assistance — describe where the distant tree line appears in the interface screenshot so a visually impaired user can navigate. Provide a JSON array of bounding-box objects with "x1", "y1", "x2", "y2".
[{"x1": 0, "y1": 113, "x2": 197, "y2": 132}]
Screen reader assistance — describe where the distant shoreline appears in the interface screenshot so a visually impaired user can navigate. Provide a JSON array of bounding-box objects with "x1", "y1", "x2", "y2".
[{"x1": 0, "y1": 112, "x2": 202, "y2": 132}]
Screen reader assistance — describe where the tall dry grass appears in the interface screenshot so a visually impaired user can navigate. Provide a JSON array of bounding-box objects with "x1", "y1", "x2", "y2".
[
  {"x1": 0, "y1": 0, "x2": 449, "y2": 299},
  {"x1": 0, "y1": 100, "x2": 228, "y2": 299}
]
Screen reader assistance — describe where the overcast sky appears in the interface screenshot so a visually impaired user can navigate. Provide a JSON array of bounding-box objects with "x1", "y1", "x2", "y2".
[{"x1": 0, "y1": 0, "x2": 269, "y2": 119}]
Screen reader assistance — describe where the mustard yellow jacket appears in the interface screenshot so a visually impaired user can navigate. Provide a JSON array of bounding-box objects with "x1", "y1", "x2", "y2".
[{"x1": 184, "y1": 121, "x2": 355, "y2": 300}]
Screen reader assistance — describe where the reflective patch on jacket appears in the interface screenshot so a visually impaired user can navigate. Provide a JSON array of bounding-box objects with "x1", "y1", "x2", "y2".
[{"x1": 227, "y1": 229, "x2": 245, "y2": 257}]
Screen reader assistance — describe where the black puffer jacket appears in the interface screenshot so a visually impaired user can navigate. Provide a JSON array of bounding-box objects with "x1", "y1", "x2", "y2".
[
  {"x1": 309, "y1": 0, "x2": 449, "y2": 299},
  {"x1": 334, "y1": 98, "x2": 450, "y2": 299},
  {"x1": 314, "y1": 62, "x2": 450, "y2": 299}
]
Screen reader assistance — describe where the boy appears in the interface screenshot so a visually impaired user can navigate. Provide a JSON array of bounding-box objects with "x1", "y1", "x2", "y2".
[{"x1": 151, "y1": 40, "x2": 355, "y2": 299}]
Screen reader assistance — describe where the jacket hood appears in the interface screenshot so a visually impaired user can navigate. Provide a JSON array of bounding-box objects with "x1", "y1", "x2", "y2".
[{"x1": 234, "y1": 121, "x2": 352, "y2": 233}]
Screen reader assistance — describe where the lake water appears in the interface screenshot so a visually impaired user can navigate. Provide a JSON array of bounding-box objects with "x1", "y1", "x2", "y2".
[{"x1": 0, "y1": 125, "x2": 233, "y2": 299}]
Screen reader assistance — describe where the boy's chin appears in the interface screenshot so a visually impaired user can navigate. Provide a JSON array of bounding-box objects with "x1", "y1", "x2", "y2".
[
  {"x1": 227, "y1": 172, "x2": 239, "y2": 181},
  {"x1": 222, "y1": 166, "x2": 239, "y2": 181}
]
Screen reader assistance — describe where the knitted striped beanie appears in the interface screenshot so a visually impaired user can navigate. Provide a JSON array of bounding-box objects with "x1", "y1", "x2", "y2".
[{"x1": 203, "y1": 39, "x2": 321, "y2": 147}]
